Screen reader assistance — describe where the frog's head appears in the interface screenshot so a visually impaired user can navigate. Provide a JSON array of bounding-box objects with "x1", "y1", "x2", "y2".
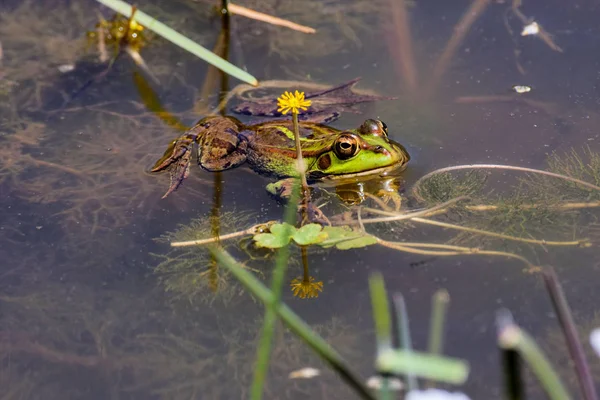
[{"x1": 308, "y1": 119, "x2": 410, "y2": 180}]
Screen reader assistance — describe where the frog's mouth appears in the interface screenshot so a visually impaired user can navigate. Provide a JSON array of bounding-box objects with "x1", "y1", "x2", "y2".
[{"x1": 307, "y1": 162, "x2": 408, "y2": 184}]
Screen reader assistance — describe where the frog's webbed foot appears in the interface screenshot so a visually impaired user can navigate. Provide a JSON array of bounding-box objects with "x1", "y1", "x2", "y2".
[
  {"x1": 151, "y1": 133, "x2": 198, "y2": 198},
  {"x1": 376, "y1": 189, "x2": 403, "y2": 212}
]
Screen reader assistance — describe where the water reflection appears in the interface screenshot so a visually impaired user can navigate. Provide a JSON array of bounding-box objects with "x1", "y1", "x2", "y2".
[{"x1": 2, "y1": 0, "x2": 600, "y2": 398}]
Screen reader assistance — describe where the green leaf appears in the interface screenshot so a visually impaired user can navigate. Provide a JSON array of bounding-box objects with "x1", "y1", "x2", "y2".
[
  {"x1": 292, "y1": 224, "x2": 328, "y2": 245},
  {"x1": 335, "y1": 235, "x2": 378, "y2": 250},
  {"x1": 253, "y1": 223, "x2": 296, "y2": 248},
  {"x1": 369, "y1": 273, "x2": 392, "y2": 351},
  {"x1": 376, "y1": 349, "x2": 470, "y2": 385},
  {"x1": 319, "y1": 226, "x2": 378, "y2": 250}
]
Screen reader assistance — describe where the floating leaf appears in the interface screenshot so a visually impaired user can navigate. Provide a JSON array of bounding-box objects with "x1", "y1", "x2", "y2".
[
  {"x1": 293, "y1": 223, "x2": 328, "y2": 245},
  {"x1": 335, "y1": 235, "x2": 378, "y2": 250},
  {"x1": 319, "y1": 226, "x2": 378, "y2": 250},
  {"x1": 253, "y1": 223, "x2": 295, "y2": 248}
]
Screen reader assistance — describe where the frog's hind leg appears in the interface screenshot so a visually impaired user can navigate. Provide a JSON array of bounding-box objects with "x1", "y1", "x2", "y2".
[{"x1": 197, "y1": 135, "x2": 248, "y2": 172}]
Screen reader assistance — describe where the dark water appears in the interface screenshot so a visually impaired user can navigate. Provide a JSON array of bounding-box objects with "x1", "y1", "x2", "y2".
[{"x1": 2, "y1": 0, "x2": 600, "y2": 398}]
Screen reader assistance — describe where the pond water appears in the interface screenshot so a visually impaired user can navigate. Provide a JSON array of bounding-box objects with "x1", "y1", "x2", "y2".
[{"x1": 1, "y1": 0, "x2": 600, "y2": 398}]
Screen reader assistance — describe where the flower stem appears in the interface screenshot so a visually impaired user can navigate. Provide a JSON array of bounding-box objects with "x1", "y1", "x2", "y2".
[
  {"x1": 292, "y1": 112, "x2": 309, "y2": 195},
  {"x1": 302, "y1": 247, "x2": 310, "y2": 283}
]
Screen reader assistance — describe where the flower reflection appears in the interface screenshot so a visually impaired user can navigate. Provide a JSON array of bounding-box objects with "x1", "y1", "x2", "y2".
[{"x1": 290, "y1": 276, "x2": 323, "y2": 299}]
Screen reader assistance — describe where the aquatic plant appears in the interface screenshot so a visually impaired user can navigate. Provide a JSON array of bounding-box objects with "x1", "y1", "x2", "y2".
[
  {"x1": 93, "y1": 0, "x2": 257, "y2": 85},
  {"x1": 0, "y1": 269, "x2": 366, "y2": 400},
  {"x1": 162, "y1": 146, "x2": 600, "y2": 279},
  {"x1": 153, "y1": 211, "x2": 265, "y2": 304}
]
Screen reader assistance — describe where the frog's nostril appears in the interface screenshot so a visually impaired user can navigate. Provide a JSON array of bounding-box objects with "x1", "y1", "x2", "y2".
[{"x1": 375, "y1": 145, "x2": 383, "y2": 152}]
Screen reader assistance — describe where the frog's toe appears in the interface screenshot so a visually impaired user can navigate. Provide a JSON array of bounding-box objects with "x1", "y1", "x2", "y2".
[
  {"x1": 377, "y1": 190, "x2": 403, "y2": 211},
  {"x1": 266, "y1": 178, "x2": 295, "y2": 200},
  {"x1": 151, "y1": 136, "x2": 196, "y2": 172}
]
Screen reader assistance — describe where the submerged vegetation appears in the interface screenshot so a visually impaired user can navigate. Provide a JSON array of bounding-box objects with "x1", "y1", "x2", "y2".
[{"x1": 1, "y1": 0, "x2": 600, "y2": 399}]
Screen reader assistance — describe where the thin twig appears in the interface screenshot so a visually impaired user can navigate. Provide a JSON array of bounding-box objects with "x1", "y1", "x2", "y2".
[
  {"x1": 170, "y1": 222, "x2": 275, "y2": 247},
  {"x1": 409, "y1": 217, "x2": 590, "y2": 247},
  {"x1": 228, "y1": 3, "x2": 316, "y2": 34},
  {"x1": 428, "y1": 0, "x2": 491, "y2": 95},
  {"x1": 352, "y1": 196, "x2": 469, "y2": 225},
  {"x1": 542, "y1": 268, "x2": 598, "y2": 400},
  {"x1": 465, "y1": 201, "x2": 600, "y2": 211},
  {"x1": 386, "y1": 0, "x2": 418, "y2": 93},
  {"x1": 412, "y1": 164, "x2": 600, "y2": 203},
  {"x1": 377, "y1": 239, "x2": 535, "y2": 267}
]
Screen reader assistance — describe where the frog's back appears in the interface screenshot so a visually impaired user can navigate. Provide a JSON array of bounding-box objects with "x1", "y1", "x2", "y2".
[
  {"x1": 241, "y1": 120, "x2": 337, "y2": 178},
  {"x1": 244, "y1": 120, "x2": 338, "y2": 150}
]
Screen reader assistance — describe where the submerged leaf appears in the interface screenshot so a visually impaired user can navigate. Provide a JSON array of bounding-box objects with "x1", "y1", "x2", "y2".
[{"x1": 319, "y1": 226, "x2": 378, "y2": 250}]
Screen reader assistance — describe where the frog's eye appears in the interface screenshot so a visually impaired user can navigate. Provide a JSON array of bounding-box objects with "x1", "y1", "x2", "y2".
[
  {"x1": 360, "y1": 119, "x2": 386, "y2": 137},
  {"x1": 334, "y1": 134, "x2": 360, "y2": 160}
]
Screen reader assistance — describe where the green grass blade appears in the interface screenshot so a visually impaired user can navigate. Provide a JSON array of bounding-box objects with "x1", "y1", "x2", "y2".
[
  {"x1": 369, "y1": 273, "x2": 392, "y2": 351},
  {"x1": 498, "y1": 320, "x2": 572, "y2": 400},
  {"x1": 427, "y1": 289, "x2": 450, "y2": 356},
  {"x1": 393, "y1": 294, "x2": 418, "y2": 391},
  {"x1": 425, "y1": 289, "x2": 450, "y2": 389},
  {"x1": 94, "y1": 0, "x2": 258, "y2": 86},
  {"x1": 250, "y1": 180, "x2": 300, "y2": 400},
  {"x1": 210, "y1": 246, "x2": 376, "y2": 400},
  {"x1": 368, "y1": 274, "x2": 394, "y2": 400},
  {"x1": 376, "y1": 349, "x2": 469, "y2": 385}
]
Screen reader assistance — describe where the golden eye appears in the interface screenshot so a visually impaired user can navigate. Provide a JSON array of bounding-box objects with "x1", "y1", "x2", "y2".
[{"x1": 334, "y1": 134, "x2": 360, "y2": 160}]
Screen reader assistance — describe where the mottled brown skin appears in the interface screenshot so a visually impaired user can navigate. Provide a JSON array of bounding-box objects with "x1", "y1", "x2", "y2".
[{"x1": 194, "y1": 117, "x2": 247, "y2": 171}]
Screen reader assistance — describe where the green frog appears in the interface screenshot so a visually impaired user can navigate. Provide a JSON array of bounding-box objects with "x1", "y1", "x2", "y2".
[{"x1": 151, "y1": 115, "x2": 410, "y2": 200}]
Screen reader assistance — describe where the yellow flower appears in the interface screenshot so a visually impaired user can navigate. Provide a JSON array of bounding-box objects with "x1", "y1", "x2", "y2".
[
  {"x1": 290, "y1": 276, "x2": 323, "y2": 299},
  {"x1": 277, "y1": 90, "x2": 312, "y2": 115}
]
